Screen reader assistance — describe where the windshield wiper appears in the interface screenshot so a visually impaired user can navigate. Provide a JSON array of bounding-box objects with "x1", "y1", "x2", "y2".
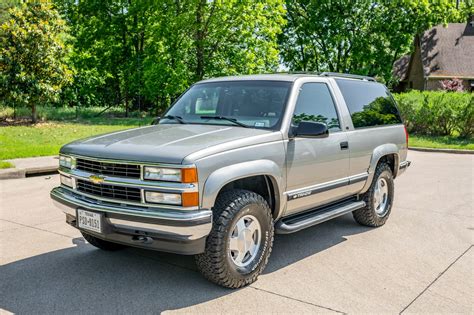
[
  {"x1": 200, "y1": 115, "x2": 250, "y2": 128},
  {"x1": 161, "y1": 115, "x2": 186, "y2": 124}
]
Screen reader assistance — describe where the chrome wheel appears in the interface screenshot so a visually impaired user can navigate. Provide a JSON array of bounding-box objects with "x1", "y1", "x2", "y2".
[
  {"x1": 228, "y1": 214, "x2": 261, "y2": 267},
  {"x1": 374, "y1": 177, "x2": 389, "y2": 216}
]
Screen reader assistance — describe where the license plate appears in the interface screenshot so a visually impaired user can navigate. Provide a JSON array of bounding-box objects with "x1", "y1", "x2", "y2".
[{"x1": 77, "y1": 209, "x2": 102, "y2": 233}]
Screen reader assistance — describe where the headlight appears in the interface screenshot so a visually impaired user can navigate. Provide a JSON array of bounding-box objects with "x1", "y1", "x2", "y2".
[
  {"x1": 59, "y1": 155, "x2": 73, "y2": 168},
  {"x1": 144, "y1": 167, "x2": 197, "y2": 183},
  {"x1": 144, "y1": 167, "x2": 181, "y2": 181}
]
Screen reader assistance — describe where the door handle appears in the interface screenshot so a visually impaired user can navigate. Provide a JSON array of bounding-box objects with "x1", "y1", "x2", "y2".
[{"x1": 340, "y1": 141, "x2": 349, "y2": 150}]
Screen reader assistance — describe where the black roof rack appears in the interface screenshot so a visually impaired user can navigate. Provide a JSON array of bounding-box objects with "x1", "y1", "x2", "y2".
[{"x1": 319, "y1": 72, "x2": 376, "y2": 82}]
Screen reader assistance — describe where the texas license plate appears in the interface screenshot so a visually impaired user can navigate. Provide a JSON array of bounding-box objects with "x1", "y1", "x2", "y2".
[{"x1": 77, "y1": 209, "x2": 102, "y2": 233}]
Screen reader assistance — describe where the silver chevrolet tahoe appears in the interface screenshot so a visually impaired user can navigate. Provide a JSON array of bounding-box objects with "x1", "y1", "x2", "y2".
[{"x1": 51, "y1": 73, "x2": 410, "y2": 288}]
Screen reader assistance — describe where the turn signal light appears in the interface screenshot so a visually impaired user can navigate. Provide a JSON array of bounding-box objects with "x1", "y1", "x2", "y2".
[
  {"x1": 181, "y1": 168, "x2": 198, "y2": 183},
  {"x1": 182, "y1": 192, "x2": 199, "y2": 207}
]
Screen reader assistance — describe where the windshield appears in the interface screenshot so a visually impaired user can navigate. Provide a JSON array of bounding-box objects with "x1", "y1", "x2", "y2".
[{"x1": 160, "y1": 80, "x2": 292, "y2": 129}]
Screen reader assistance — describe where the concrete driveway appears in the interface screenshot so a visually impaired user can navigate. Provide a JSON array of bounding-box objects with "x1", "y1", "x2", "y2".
[{"x1": 1, "y1": 151, "x2": 472, "y2": 314}]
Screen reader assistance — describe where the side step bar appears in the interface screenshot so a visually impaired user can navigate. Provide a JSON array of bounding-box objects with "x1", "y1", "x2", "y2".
[{"x1": 275, "y1": 200, "x2": 366, "y2": 234}]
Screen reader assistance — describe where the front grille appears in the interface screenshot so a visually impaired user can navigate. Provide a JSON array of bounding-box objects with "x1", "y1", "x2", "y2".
[
  {"x1": 76, "y1": 158, "x2": 141, "y2": 179},
  {"x1": 76, "y1": 179, "x2": 141, "y2": 202}
]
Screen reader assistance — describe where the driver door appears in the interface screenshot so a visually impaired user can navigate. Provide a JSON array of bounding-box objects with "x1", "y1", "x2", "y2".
[{"x1": 285, "y1": 82, "x2": 350, "y2": 216}]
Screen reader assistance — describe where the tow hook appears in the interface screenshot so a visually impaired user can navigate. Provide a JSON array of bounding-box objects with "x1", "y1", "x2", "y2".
[{"x1": 132, "y1": 235, "x2": 153, "y2": 244}]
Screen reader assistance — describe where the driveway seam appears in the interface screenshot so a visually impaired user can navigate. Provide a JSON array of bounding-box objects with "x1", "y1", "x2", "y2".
[
  {"x1": 249, "y1": 286, "x2": 346, "y2": 314},
  {"x1": 399, "y1": 245, "x2": 473, "y2": 314},
  {"x1": 0, "y1": 219, "x2": 74, "y2": 239}
]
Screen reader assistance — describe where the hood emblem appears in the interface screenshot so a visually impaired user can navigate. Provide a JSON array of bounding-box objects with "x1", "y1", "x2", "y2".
[{"x1": 89, "y1": 175, "x2": 105, "y2": 184}]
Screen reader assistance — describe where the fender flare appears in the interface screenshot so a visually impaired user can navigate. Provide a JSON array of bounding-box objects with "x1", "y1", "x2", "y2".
[
  {"x1": 201, "y1": 159, "x2": 284, "y2": 216},
  {"x1": 360, "y1": 144, "x2": 400, "y2": 193}
]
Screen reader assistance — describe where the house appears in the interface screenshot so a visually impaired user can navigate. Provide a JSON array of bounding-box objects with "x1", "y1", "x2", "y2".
[{"x1": 393, "y1": 18, "x2": 474, "y2": 92}]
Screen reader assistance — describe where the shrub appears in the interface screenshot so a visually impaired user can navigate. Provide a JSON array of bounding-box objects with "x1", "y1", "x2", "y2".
[
  {"x1": 394, "y1": 91, "x2": 473, "y2": 138},
  {"x1": 0, "y1": 105, "x2": 149, "y2": 122}
]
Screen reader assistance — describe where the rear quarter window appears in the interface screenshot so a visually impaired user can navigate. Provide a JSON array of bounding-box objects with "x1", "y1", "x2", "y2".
[{"x1": 335, "y1": 79, "x2": 402, "y2": 128}]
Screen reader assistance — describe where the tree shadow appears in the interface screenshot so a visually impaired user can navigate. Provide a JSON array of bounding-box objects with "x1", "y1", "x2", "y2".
[{"x1": 0, "y1": 214, "x2": 369, "y2": 313}]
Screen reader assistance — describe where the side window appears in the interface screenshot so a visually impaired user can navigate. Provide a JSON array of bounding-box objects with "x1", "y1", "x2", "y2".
[
  {"x1": 335, "y1": 79, "x2": 403, "y2": 128},
  {"x1": 293, "y1": 83, "x2": 340, "y2": 131}
]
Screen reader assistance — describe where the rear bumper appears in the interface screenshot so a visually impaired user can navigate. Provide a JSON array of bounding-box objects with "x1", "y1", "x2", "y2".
[
  {"x1": 398, "y1": 160, "x2": 411, "y2": 176},
  {"x1": 50, "y1": 187, "x2": 212, "y2": 254}
]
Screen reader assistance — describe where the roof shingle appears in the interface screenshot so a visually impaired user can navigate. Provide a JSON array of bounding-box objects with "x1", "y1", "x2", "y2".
[{"x1": 420, "y1": 23, "x2": 474, "y2": 78}]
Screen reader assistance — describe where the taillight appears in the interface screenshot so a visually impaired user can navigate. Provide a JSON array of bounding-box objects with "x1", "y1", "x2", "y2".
[{"x1": 404, "y1": 125, "x2": 409, "y2": 146}]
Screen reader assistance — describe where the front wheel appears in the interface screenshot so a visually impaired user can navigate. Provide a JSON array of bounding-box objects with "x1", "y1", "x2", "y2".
[
  {"x1": 195, "y1": 189, "x2": 274, "y2": 288},
  {"x1": 353, "y1": 162, "x2": 394, "y2": 227}
]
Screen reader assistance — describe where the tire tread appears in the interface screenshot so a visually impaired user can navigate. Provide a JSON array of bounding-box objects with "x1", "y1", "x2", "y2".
[{"x1": 195, "y1": 189, "x2": 274, "y2": 288}]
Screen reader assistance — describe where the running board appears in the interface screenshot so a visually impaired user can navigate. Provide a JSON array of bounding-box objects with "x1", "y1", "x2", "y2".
[{"x1": 275, "y1": 200, "x2": 366, "y2": 234}]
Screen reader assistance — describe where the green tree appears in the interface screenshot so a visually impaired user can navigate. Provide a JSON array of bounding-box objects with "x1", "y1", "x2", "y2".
[
  {"x1": 1, "y1": 1, "x2": 73, "y2": 122},
  {"x1": 279, "y1": 0, "x2": 464, "y2": 84},
  {"x1": 55, "y1": 0, "x2": 286, "y2": 114}
]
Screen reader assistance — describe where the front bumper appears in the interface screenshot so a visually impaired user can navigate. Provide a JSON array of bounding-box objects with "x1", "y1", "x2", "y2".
[{"x1": 50, "y1": 187, "x2": 212, "y2": 254}]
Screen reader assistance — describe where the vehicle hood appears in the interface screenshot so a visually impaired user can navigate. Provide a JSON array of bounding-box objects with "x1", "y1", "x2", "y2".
[{"x1": 60, "y1": 124, "x2": 280, "y2": 164}]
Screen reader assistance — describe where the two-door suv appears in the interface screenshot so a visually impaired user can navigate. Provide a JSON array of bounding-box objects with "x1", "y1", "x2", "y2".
[{"x1": 51, "y1": 72, "x2": 410, "y2": 288}]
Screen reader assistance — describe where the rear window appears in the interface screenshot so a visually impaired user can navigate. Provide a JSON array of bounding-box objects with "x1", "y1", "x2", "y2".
[{"x1": 335, "y1": 79, "x2": 402, "y2": 128}]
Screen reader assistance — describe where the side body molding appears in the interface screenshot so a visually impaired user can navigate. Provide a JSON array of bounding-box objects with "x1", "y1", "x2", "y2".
[
  {"x1": 201, "y1": 159, "x2": 284, "y2": 216},
  {"x1": 360, "y1": 143, "x2": 400, "y2": 193}
]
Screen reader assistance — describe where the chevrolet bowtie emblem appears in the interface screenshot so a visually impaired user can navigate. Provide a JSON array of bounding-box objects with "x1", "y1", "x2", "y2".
[{"x1": 89, "y1": 175, "x2": 105, "y2": 184}]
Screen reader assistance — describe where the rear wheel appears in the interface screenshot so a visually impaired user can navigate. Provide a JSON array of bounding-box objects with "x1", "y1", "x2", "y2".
[
  {"x1": 195, "y1": 189, "x2": 274, "y2": 288},
  {"x1": 353, "y1": 162, "x2": 394, "y2": 227},
  {"x1": 81, "y1": 232, "x2": 125, "y2": 251}
]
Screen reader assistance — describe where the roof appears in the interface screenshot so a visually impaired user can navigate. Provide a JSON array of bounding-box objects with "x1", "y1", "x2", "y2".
[
  {"x1": 392, "y1": 54, "x2": 411, "y2": 81},
  {"x1": 198, "y1": 73, "x2": 377, "y2": 84},
  {"x1": 421, "y1": 23, "x2": 474, "y2": 78},
  {"x1": 393, "y1": 22, "x2": 474, "y2": 81},
  {"x1": 199, "y1": 74, "x2": 302, "y2": 83}
]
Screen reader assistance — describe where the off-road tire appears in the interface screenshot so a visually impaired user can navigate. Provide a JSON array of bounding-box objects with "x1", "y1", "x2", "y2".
[
  {"x1": 353, "y1": 162, "x2": 394, "y2": 227},
  {"x1": 195, "y1": 189, "x2": 274, "y2": 288},
  {"x1": 81, "y1": 231, "x2": 125, "y2": 251}
]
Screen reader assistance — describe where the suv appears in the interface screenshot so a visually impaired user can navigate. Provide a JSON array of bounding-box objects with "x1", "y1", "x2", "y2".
[{"x1": 51, "y1": 73, "x2": 410, "y2": 288}]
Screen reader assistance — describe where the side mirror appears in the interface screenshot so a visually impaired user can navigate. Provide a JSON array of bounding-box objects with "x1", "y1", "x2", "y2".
[
  {"x1": 151, "y1": 116, "x2": 161, "y2": 125},
  {"x1": 293, "y1": 121, "x2": 329, "y2": 138}
]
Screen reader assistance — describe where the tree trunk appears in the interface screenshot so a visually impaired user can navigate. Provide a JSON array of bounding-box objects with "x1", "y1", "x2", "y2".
[
  {"x1": 125, "y1": 90, "x2": 129, "y2": 118},
  {"x1": 195, "y1": 0, "x2": 206, "y2": 81},
  {"x1": 31, "y1": 104, "x2": 37, "y2": 123}
]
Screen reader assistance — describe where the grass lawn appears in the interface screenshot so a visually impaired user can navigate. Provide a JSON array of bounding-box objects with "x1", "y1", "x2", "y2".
[
  {"x1": 409, "y1": 135, "x2": 474, "y2": 150},
  {"x1": 0, "y1": 160, "x2": 14, "y2": 169},
  {"x1": 0, "y1": 119, "x2": 152, "y2": 160},
  {"x1": 1, "y1": 120, "x2": 472, "y2": 161}
]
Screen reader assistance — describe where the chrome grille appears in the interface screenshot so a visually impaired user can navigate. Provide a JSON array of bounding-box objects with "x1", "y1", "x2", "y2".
[
  {"x1": 76, "y1": 179, "x2": 141, "y2": 202},
  {"x1": 76, "y1": 158, "x2": 141, "y2": 179}
]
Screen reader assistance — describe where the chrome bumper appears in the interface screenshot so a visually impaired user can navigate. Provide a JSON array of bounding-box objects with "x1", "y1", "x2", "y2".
[
  {"x1": 398, "y1": 160, "x2": 411, "y2": 176},
  {"x1": 51, "y1": 187, "x2": 212, "y2": 242}
]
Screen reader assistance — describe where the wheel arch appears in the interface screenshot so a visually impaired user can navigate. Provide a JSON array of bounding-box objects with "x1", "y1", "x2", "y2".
[
  {"x1": 201, "y1": 160, "x2": 284, "y2": 219},
  {"x1": 360, "y1": 144, "x2": 400, "y2": 194}
]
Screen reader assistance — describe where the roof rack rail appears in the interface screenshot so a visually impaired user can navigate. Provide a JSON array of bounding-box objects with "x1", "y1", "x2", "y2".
[{"x1": 319, "y1": 72, "x2": 376, "y2": 82}]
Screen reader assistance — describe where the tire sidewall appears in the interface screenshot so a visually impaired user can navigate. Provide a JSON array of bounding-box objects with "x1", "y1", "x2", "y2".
[{"x1": 370, "y1": 168, "x2": 394, "y2": 223}]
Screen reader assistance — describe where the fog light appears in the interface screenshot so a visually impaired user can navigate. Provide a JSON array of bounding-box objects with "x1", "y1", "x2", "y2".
[
  {"x1": 145, "y1": 191, "x2": 182, "y2": 205},
  {"x1": 60, "y1": 175, "x2": 73, "y2": 188}
]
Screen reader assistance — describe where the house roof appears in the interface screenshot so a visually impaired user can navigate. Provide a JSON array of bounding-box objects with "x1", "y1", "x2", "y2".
[
  {"x1": 421, "y1": 23, "x2": 474, "y2": 78},
  {"x1": 393, "y1": 22, "x2": 474, "y2": 81},
  {"x1": 392, "y1": 54, "x2": 411, "y2": 81}
]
